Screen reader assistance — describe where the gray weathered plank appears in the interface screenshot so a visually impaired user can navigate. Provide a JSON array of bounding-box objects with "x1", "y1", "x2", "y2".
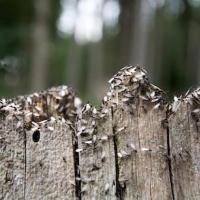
[
  {"x1": 0, "y1": 109, "x2": 25, "y2": 200},
  {"x1": 168, "y1": 92, "x2": 200, "y2": 200},
  {"x1": 1, "y1": 66, "x2": 200, "y2": 200},
  {"x1": 113, "y1": 102, "x2": 172, "y2": 200},
  {"x1": 78, "y1": 105, "x2": 116, "y2": 200},
  {"x1": 107, "y1": 66, "x2": 173, "y2": 199},
  {"x1": 0, "y1": 86, "x2": 78, "y2": 200},
  {"x1": 25, "y1": 119, "x2": 76, "y2": 200}
]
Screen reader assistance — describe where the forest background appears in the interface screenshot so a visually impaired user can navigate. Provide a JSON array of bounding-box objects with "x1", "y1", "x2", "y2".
[{"x1": 0, "y1": 0, "x2": 200, "y2": 104}]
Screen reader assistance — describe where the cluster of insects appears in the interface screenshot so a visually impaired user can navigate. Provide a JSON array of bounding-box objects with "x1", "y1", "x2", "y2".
[
  {"x1": 102, "y1": 65, "x2": 164, "y2": 111},
  {"x1": 2, "y1": 65, "x2": 198, "y2": 197},
  {"x1": 74, "y1": 65, "x2": 167, "y2": 195},
  {"x1": 0, "y1": 85, "x2": 81, "y2": 133}
]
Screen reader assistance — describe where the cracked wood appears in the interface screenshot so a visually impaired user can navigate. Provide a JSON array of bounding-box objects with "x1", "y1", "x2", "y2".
[{"x1": 0, "y1": 65, "x2": 200, "y2": 199}]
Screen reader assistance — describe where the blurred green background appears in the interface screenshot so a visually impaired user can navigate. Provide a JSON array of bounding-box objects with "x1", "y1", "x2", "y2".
[{"x1": 0, "y1": 0, "x2": 200, "y2": 104}]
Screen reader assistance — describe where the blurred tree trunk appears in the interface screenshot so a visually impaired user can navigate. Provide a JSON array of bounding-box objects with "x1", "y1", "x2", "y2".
[
  {"x1": 148, "y1": 8, "x2": 165, "y2": 86},
  {"x1": 130, "y1": 0, "x2": 152, "y2": 65},
  {"x1": 30, "y1": 0, "x2": 51, "y2": 92},
  {"x1": 66, "y1": 39, "x2": 82, "y2": 90},
  {"x1": 180, "y1": 0, "x2": 198, "y2": 88},
  {"x1": 117, "y1": 0, "x2": 136, "y2": 66},
  {"x1": 87, "y1": 41, "x2": 105, "y2": 103},
  {"x1": 65, "y1": 0, "x2": 82, "y2": 92},
  {"x1": 117, "y1": 0, "x2": 153, "y2": 74},
  {"x1": 86, "y1": 1, "x2": 105, "y2": 103}
]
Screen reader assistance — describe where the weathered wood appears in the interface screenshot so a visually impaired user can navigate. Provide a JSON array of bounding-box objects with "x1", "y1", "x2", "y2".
[
  {"x1": 168, "y1": 91, "x2": 200, "y2": 200},
  {"x1": 77, "y1": 105, "x2": 116, "y2": 199},
  {"x1": 112, "y1": 102, "x2": 172, "y2": 200},
  {"x1": 106, "y1": 66, "x2": 172, "y2": 199},
  {"x1": 0, "y1": 65, "x2": 200, "y2": 200},
  {"x1": 0, "y1": 108, "x2": 25, "y2": 200},
  {"x1": 25, "y1": 119, "x2": 75, "y2": 200},
  {"x1": 0, "y1": 86, "x2": 78, "y2": 200}
]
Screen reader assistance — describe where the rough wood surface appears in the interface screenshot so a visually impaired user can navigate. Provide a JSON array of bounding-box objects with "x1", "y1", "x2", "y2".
[
  {"x1": 0, "y1": 86, "x2": 78, "y2": 200},
  {"x1": 0, "y1": 65, "x2": 200, "y2": 200},
  {"x1": 77, "y1": 105, "x2": 116, "y2": 200},
  {"x1": 0, "y1": 111, "x2": 25, "y2": 200},
  {"x1": 25, "y1": 119, "x2": 75, "y2": 200},
  {"x1": 168, "y1": 91, "x2": 200, "y2": 200},
  {"x1": 107, "y1": 67, "x2": 172, "y2": 199}
]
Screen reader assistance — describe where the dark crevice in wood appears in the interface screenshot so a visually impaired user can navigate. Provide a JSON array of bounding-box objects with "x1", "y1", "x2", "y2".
[
  {"x1": 136, "y1": 98, "x2": 141, "y2": 149},
  {"x1": 1, "y1": 66, "x2": 200, "y2": 199},
  {"x1": 24, "y1": 128, "x2": 27, "y2": 200},
  {"x1": 111, "y1": 107, "x2": 125, "y2": 200},
  {"x1": 72, "y1": 129, "x2": 81, "y2": 200},
  {"x1": 190, "y1": 103, "x2": 200, "y2": 140},
  {"x1": 166, "y1": 115, "x2": 175, "y2": 200},
  {"x1": 32, "y1": 130, "x2": 40, "y2": 142}
]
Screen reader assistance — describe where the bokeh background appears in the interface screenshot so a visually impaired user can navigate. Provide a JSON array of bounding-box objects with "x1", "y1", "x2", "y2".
[{"x1": 0, "y1": 0, "x2": 200, "y2": 104}]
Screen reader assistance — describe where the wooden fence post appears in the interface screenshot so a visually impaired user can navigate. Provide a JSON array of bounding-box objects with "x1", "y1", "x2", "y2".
[
  {"x1": 168, "y1": 90, "x2": 200, "y2": 200},
  {"x1": 108, "y1": 66, "x2": 172, "y2": 199},
  {"x1": 0, "y1": 66, "x2": 199, "y2": 200}
]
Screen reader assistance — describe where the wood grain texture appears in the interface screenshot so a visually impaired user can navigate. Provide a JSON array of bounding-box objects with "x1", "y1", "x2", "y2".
[
  {"x1": 114, "y1": 104, "x2": 172, "y2": 200},
  {"x1": 0, "y1": 112, "x2": 25, "y2": 200},
  {"x1": 105, "y1": 65, "x2": 173, "y2": 200},
  {"x1": 25, "y1": 119, "x2": 76, "y2": 200},
  {"x1": 112, "y1": 98, "x2": 172, "y2": 200},
  {"x1": 169, "y1": 95, "x2": 200, "y2": 200},
  {"x1": 78, "y1": 106, "x2": 116, "y2": 200},
  {"x1": 0, "y1": 66, "x2": 200, "y2": 200},
  {"x1": 0, "y1": 86, "x2": 78, "y2": 200}
]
